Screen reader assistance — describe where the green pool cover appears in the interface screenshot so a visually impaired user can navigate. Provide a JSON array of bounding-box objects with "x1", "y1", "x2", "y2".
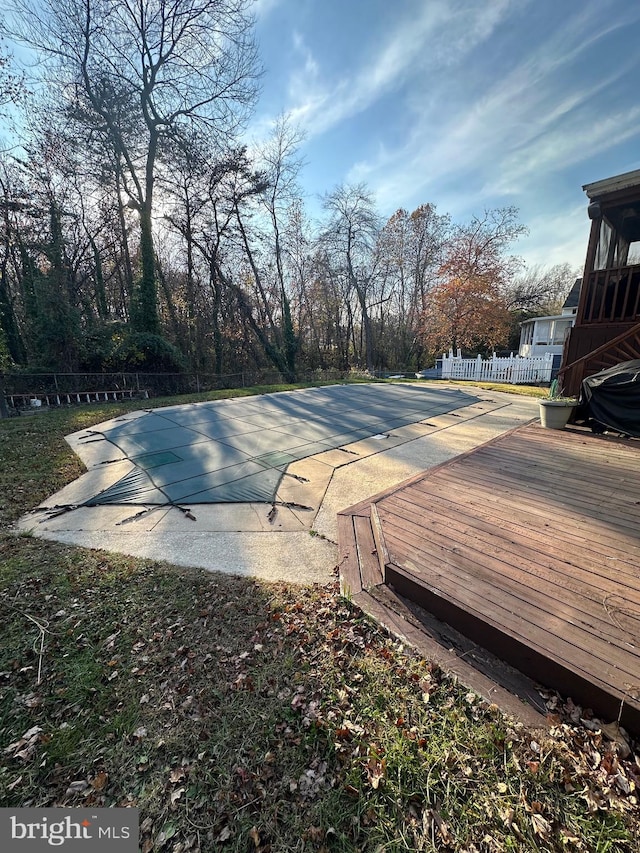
[{"x1": 79, "y1": 384, "x2": 478, "y2": 506}]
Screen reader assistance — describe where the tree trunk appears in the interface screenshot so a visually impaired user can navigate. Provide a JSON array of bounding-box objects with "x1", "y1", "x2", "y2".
[
  {"x1": 0, "y1": 387, "x2": 8, "y2": 419},
  {"x1": 115, "y1": 171, "x2": 134, "y2": 310},
  {"x1": 132, "y1": 202, "x2": 159, "y2": 334},
  {"x1": 0, "y1": 190, "x2": 27, "y2": 364},
  {"x1": 210, "y1": 259, "x2": 223, "y2": 375},
  {"x1": 156, "y1": 259, "x2": 184, "y2": 349},
  {"x1": 184, "y1": 197, "x2": 199, "y2": 369},
  {"x1": 89, "y1": 235, "x2": 108, "y2": 320}
]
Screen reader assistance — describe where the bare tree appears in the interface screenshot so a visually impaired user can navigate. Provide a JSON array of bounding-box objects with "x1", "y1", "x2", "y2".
[
  {"x1": 0, "y1": 34, "x2": 24, "y2": 112},
  {"x1": 375, "y1": 204, "x2": 451, "y2": 368},
  {"x1": 10, "y1": 0, "x2": 260, "y2": 335},
  {"x1": 321, "y1": 184, "x2": 380, "y2": 371},
  {"x1": 505, "y1": 262, "x2": 580, "y2": 313},
  {"x1": 255, "y1": 116, "x2": 305, "y2": 378}
]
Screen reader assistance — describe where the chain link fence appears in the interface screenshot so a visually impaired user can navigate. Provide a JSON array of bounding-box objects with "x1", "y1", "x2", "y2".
[{"x1": 1, "y1": 368, "x2": 356, "y2": 412}]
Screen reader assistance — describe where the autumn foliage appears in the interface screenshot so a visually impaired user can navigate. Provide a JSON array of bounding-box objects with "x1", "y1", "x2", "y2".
[
  {"x1": 420, "y1": 207, "x2": 526, "y2": 355},
  {"x1": 419, "y1": 274, "x2": 511, "y2": 353}
]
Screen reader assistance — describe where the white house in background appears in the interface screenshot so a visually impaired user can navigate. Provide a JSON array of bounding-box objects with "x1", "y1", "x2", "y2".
[{"x1": 518, "y1": 278, "x2": 581, "y2": 359}]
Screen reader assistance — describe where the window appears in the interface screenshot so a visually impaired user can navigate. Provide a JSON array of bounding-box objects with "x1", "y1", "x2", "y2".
[
  {"x1": 594, "y1": 218, "x2": 613, "y2": 270},
  {"x1": 594, "y1": 202, "x2": 640, "y2": 269},
  {"x1": 534, "y1": 320, "x2": 550, "y2": 346},
  {"x1": 551, "y1": 320, "x2": 571, "y2": 345}
]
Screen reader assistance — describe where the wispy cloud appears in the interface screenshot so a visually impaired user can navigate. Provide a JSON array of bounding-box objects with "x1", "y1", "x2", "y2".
[
  {"x1": 518, "y1": 205, "x2": 591, "y2": 268},
  {"x1": 491, "y1": 102, "x2": 640, "y2": 197},
  {"x1": 251, "y1": 0, "x2": 639, "y2": 267},
  {"x1": 283, "y1": 0, "x2": 518, "y2": 140},
  {"x1": 348, "y1": 1, "x2": 640, "y2": 217},
  {"x1": 252, "y1": 0, "x2": 284, "y2": 20}
]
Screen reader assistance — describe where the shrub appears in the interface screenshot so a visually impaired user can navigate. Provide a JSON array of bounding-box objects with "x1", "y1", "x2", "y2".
[{"x1": 107, "y1": 332, "x2": 187, "y2": 373}]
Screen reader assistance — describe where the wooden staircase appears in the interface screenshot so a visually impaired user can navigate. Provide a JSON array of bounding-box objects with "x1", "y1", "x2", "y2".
[{"x1": 559, "y1": 321, "x2": 640, "y2": 395}]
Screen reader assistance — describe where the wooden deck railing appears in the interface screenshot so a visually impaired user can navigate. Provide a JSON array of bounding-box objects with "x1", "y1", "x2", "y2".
[{"x1": 579, "y1": 264, "x2": 640, "y2": 324}]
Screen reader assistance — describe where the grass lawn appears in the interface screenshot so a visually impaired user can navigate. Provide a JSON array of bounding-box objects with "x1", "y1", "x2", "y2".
[{"x1": 1, "y1": 383, "x2": 638, "y2": 852}]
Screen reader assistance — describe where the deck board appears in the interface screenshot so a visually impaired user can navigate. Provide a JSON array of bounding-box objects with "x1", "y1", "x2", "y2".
[
  {"x1": 381, "y1": 517, "x2": 637, "y2": 664},
  {"x1": 337, "y1": 514, "x2": 362, "y2": 597},
  {"x1": 406, "y1": 467, "x2": 640, "y2": 542},
  {"x1": 381, "y1": 494, "x2": 640, "y2": 601},
  {"x1": 380, "y1": 520, "x2": 640, "y2": 652},
  {"x1": 354, "y1": 515, "x2": 383, "y2": 589},
  {"x1": 338, "y1": 423, "x2": 640, "y2": 731}
]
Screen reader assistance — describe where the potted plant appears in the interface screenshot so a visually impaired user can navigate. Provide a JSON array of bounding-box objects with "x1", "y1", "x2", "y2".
[{"x1": 539, "y1": 379, "x2": 578, "y2": 430}]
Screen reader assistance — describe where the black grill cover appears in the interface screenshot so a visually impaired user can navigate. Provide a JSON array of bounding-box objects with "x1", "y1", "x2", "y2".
[{"x1": 580, "y1": 360, "x2": 640, "y2": 436}]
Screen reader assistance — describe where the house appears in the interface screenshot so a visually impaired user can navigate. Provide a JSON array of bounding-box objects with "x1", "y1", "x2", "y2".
[
  {"x1": 559, "y1": 168, "x2": 640, "y2": 395},
  {"x1": 518, "y1": 278, "x2": 580, "y2": 360}
]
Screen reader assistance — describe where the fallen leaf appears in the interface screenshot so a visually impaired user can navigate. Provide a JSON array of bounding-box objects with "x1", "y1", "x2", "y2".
[
  {"x1": 531, "y1": 813, "x2": 552, "y2": 840},
  {"x1": 4, "y1": 725, "x2": 43, "y2": 755},
  {"x1": 581, "y1": 787, "x2": 605, "y2": 813},
  {"x1": 366, "y1": 756, "x2": 386, "y2": 790},
  {"x1": 599, "y1": 722, "x2": 631, "y2": 759},
  {"x1": 615, "y1": 772, "x2": 631, "y2": 795},
  {"x1": 425, "y1": 809, "x2": 452, "y2": 845},
  {"x1": 170, "y1": 787, "x2": 184, "y2": 805},
  {"x1": 216, "y1": 826, "x2": 232, "y2": 843},
  {"x1": 8, "y1": 775, "x2": 23, "y2": 791},
  {"x1": 559, "y1": 829, "x2": 581, "y2": 845},
  {"x1": 90, "y1": 771, "x2": 108, "y2": 790},
  {"x1": 104, "y1": 631, "x2": 120, "y2": 649},
  {"x1": 65, "y1": 780, "x2": 88, "y2": 796},
  {"x1": 156, "y1": 822, "x2": 176, "y2": 845},
  {"x1": 499, "y1": 806, "x2": 515, "y2": 829},
  {"x1": 304, "y1": 826, "x2": 324, "y2": 843},
  {"x1": 291, "y1": 692, "x2": 306, "y2": 711}
]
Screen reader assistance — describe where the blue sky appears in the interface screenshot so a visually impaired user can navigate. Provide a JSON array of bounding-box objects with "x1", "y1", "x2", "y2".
[{"x1": 252, "y1": 0, "x2": 640, "y2": 270}]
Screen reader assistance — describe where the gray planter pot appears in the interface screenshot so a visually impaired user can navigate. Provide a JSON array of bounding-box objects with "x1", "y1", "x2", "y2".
[{"x1": 539, "y1": 399, "x2": 578, "y2": 429}]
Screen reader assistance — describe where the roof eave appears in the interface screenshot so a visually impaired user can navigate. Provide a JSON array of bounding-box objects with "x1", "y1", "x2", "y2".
[{"x1": 583, "y1": 168, "x2": 640, "y2": 200}]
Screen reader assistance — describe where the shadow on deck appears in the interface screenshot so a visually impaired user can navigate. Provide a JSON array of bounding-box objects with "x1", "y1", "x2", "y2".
[{"x1": 338, "y1": 423, "x2": 640, "y2": 734}]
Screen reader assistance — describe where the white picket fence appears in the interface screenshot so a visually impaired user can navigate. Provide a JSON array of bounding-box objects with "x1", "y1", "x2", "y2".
[{"x1": 441, "y1": 349, "x2": 554, "y2": 384}]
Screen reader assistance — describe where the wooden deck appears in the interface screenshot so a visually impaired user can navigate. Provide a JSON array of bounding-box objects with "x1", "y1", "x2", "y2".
[{"x1": 338, "y1": 423, "x2": 640, "y2": 733}]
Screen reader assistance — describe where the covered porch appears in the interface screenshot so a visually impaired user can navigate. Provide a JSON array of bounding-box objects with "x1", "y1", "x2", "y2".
[{"x1": 561, "y1": 169, "x2": 640, "y2": 395}]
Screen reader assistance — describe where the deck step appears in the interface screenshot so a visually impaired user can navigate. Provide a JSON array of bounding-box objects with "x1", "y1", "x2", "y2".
[{"x1": 385, "y1": 560, "x2": 637, "y2": 729}]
